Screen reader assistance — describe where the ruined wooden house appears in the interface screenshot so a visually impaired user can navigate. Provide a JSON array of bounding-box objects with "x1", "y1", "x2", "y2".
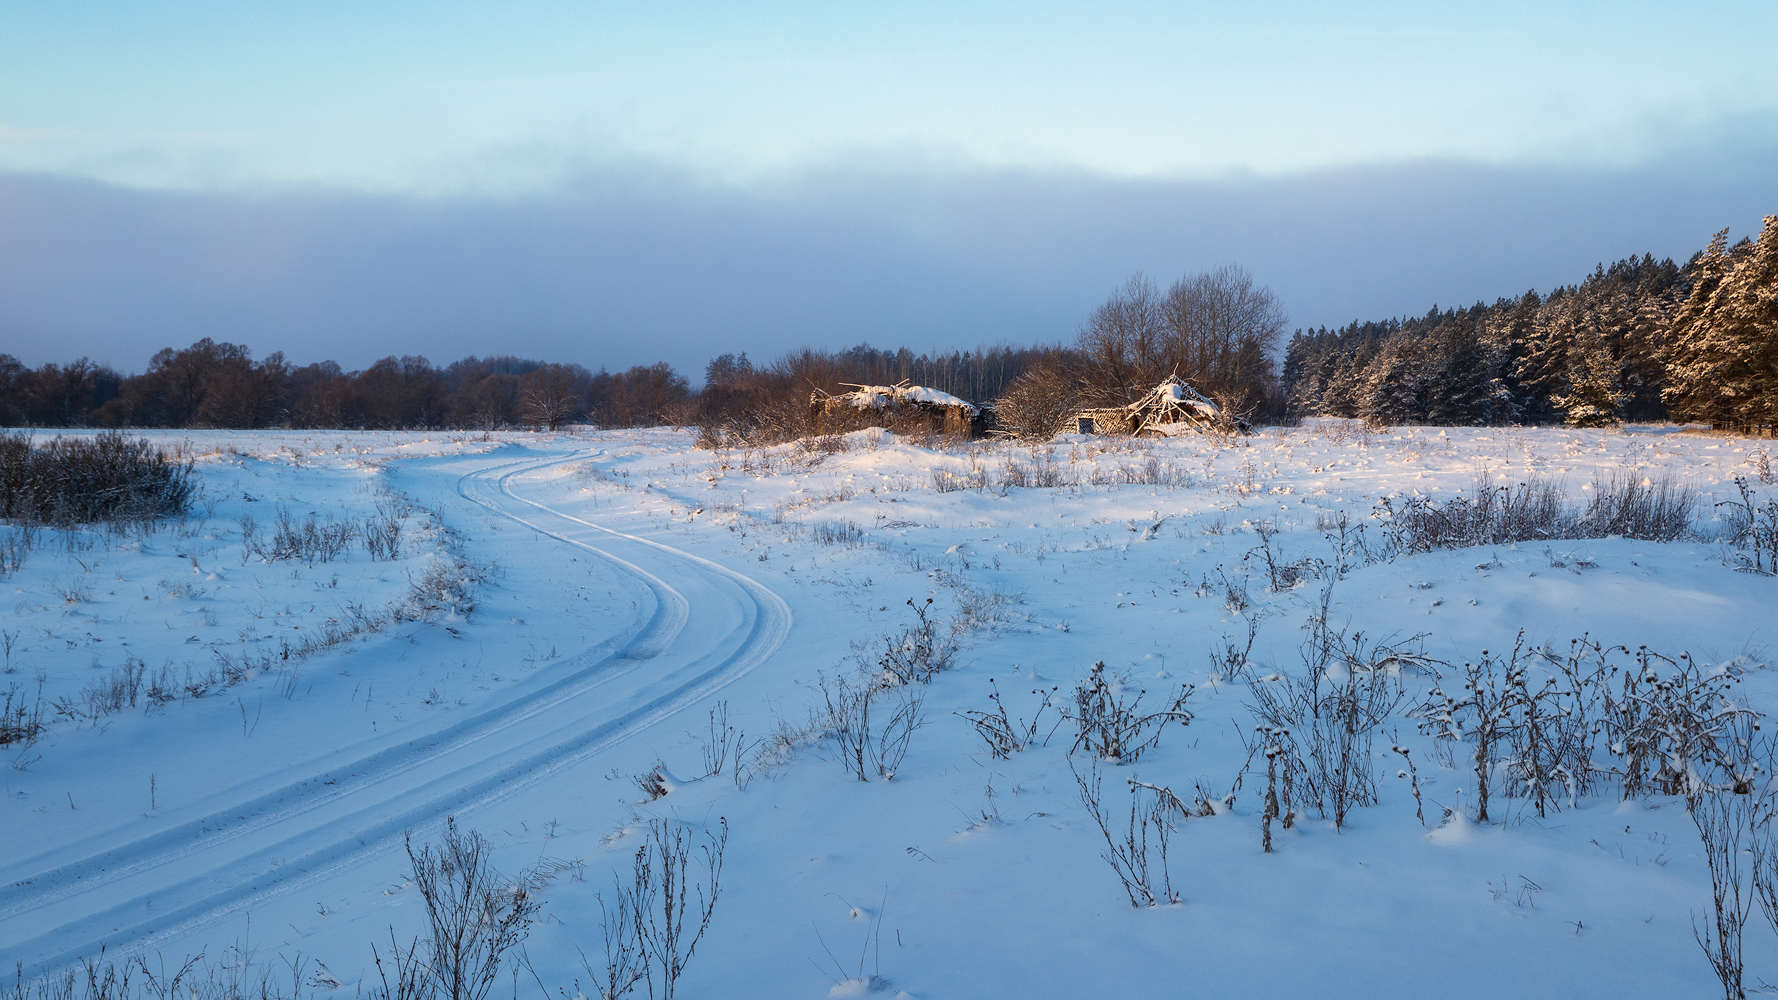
[
  {"x1": 810, "y1": 381, "x2": 987, "y2": 437},
  {"x1": 1072, "y1": 376, "x2": 1249, "y2": 436}
]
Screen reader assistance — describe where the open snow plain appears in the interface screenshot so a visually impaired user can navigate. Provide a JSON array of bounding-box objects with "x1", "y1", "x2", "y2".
[{"x1": 5, "y1": 423, "x2": 1778, "y2": 997}]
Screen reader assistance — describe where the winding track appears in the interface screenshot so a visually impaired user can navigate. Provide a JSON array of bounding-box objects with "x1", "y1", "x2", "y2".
[{"x1": 0, "y1": 448, "x2": 790, "y2": 976}]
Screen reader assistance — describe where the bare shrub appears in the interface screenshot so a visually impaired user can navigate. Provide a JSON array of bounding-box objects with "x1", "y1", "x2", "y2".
[
  {"x1": 8, "y1": 939, "x2": 325, "y2": 1000},
  {"x1": 1208, "y1": 613, "x2": 1261, "y2": 682},
  {"x1": 0, "y1": 431, "x2": 195, "y2": 526},
  {"x1": 1375, "y1": 471, "x2": 1695, "y2": 555},
  {"x1": 958, "y1": 678, "x2": 1060, "y2": 759},
  {"x1": 1085, "y1": 455, "x2": 1194, "y2": 488},
  {"x1": 1688, "y1": 717, "x2": 1767, "y2": 1000},
  {"x1": 52, "y1": 578, "x2": 94, "y2": 606},
  {"x1": 819, "y1": 675, "x2": 926, "y2": 781},
  {"x1": 1073, "y1": 761, "x2": 1186, "y2": 907},
  {"x1": 402, "y1": 817, "x2": 539, "y2": 1000},
  {"x1": 820, "y1": 674, "x2": 873, "y2": 782},
  {"x1": 588, "y1": 863, "x2": 647, "y2": 1000},
  {"x1": 402, "y1": 554, "x2": 490, "y2": 622},
  {"x1": 594, "y1": 817, "x2": 729, "y2": 999},
  {"x1": 931, "y1": 461, "x2": 991, "y2": 493},
  {"x1": 1258, "y1": 722, "x2": 1301, "y2": 846},
  {"x1": 1581, "y1": 471, "x2": 1696, "y2": 540},
  {"x1": 1500, "y1": 645, "x2": 1601, "y2": 817},
  {"x1": 254, "y1": 506, "x2": 355, "y2": 565},
  {"x1": 1414, "y1": 636, "x2": 1754, "y2": 821},
  {"x1": 1416, "y1": 649, "x2": 1522, "y2": 824},
  {"x1": 631, "y1": 760, "x2": 675, "y2": 802},
  {"x1": 869, "y1": 688, "x2": 925, "y2": 780},
  {"x1": 995, "y1": 365, "x2": 1077, "y2": 441},
  {"x1": 1198, "y1": 565, "x2": 1251, "y2": 614},
  {"x1": 1418, "y1": 636, "x2": 1601, "y2": 821},
  {"x1": 1249, "y1": 605, "x2": 1405, "y2": 829},
  {"x1": 1718, "y1": 476, "x2": 1778, "y2": 575},
  {"x1": 363, "y1": 496, "x2": 405, "y2": 561},
  {"x1": 1, "y1": 681, "x2": 45, "y2": 749},
  {"x1": 951, "y1": 584, "x2": 1013, "y2": 637},
  {"x1": 997, "y1": 449, "x2": 1075, "y2": 489},
  {"x1": 1245, "y1": 523, "x2": 1323, "y2": 592},
  {"x1": 0, "y1": 524, "x2": 34, "y2": 577},
  {"x1": 73, "y1": 657, "x2": 148, "y2": 721},
  {"x1": 864, "y1": 598, "x2": 956, "y2": 686},
  {"x1": 1694, "y1": 785, "x2": 1758, "y2": 1000},
  {"x1": 1377, "y1": 476, "x2": 1571, "y2": 552},
  {"x1": 1599, "y1": 645, "x2": 1754, "y2": 800},
  {"x1": 1067, "y1": 660, "x2": 1194, "y2": 763},
  {"x1": 799, "y1": 434, "x2": 851, "y2": 457},
  {"x1": 697, "y1": 701, "x2": 740, "y2": 781},
  {"x1": 1416, "y1": 634, "x2": 1603, "y2": 820}
]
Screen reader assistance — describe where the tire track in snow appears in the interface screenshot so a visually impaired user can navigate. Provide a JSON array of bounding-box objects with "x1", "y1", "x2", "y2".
[
  {"x1": 2, "y1": 449, "x2": 790, "y2": 977},
  {"x1": 1, "y1": 452, "x2": 674, "y2": 908}
]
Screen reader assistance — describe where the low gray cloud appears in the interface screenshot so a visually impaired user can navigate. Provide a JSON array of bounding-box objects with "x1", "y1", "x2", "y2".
[{"x1": 1, "y1": 149, "x2": 1771, "y2": 377}]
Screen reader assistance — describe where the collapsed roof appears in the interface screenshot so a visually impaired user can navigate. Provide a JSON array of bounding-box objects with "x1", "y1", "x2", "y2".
[{"x1": 1074, "y1": 376, "x2": 1249, "y2": 436}]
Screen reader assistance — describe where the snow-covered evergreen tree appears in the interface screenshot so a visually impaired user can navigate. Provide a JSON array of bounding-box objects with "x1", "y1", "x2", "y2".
[{"x1": 1665, "y1": 221, "x2": 1778, "y2": 430}]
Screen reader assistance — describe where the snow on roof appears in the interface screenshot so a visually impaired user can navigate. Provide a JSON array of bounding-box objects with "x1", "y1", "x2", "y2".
[
  {"x1": 828, "y1": 382, "x2": 979, "y2": 416},
  {"x1": 895, "y1": 384, "x2": 975, "y2": 410}
]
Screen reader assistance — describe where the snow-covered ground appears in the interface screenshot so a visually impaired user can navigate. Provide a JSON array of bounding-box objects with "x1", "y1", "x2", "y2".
[{"x1": 5, "y1": 422, "x2": 1778, "y2": 997}]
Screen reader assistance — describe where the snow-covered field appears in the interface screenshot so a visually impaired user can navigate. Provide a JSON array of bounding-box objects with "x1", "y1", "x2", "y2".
[{"x1": 5, "y1": 422, "x2": 1778, "y2": 998}]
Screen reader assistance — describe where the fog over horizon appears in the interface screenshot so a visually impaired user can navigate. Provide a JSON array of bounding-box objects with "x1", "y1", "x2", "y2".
[{"x1": 3, "y1": 142, "x2": 1773, "y2": 378}]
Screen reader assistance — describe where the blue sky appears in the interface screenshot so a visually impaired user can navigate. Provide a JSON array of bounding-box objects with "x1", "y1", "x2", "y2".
[{"x1": 1, "y1": 1, "x2": 1774, "y2": 373}]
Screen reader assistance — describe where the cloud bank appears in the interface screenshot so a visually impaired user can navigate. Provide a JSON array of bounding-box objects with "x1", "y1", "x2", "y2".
[{"x1": 1, "y1": 150, "x2": 1771, "y2": 377}]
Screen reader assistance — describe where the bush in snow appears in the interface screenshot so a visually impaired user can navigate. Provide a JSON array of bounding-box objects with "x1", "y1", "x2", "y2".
[
  {"x1": 819, "y1": 674, "x2": 926, "y2": 782},
  {"x1": 863, "y1": 598, "x2": 957, "y2": 687},
  {"x1": 1247, "y1": 605, "x2": 1404, "y2": 830},
  {"x1": 0, "y1": 431, "x2": 195, "y2": 526},
  {"x1": 1683, "y1": 715, "x2": 1771, "y2": 1000},
  {"x1": 1718, "y1": 476, "x2": 1778, "y2": 575},
  {"x1": 957, "y1": 677, "x2": 1060, "y2": 759},
  {"x1": 244, "y1": 505, "x2": 356, "y2": 565},
  {"x1": 1066, "y1": 661, "x2": 1193, "y2": 764},
  {"x1": 1, "y1": 680, "x2": 45, "y2": 750},
  {"x1": 1373, "y1": 470, "x2": 1694, "y2": 556},
  {"x1": 375, "y1": 818, "x2": 539, "y2": 1000},
  {"x1": 1073, "y1": 762, "x2": 1212, "y2": 907},
  {"x1": 590, "y1": 816, "x2": 729, "y2": 999}
]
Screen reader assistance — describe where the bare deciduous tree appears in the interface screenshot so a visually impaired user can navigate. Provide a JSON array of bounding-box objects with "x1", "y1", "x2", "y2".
[
  {"x1": 1074, "y1": 265, "x2": 1286, "y2": 417},
  {"x1": 519, "y1": 363, "x2": 581, "y2": 430}
]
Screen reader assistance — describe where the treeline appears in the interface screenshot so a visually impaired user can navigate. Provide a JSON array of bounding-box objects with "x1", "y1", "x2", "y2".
[
  {"x1": 1283, "y1": 215, "x2": 1778, "y2": 430},
  {"x1": 0, "y1": 338, "x2": 1055, "y2": 437},
  {"x1": 0, "y1": 346, "x2": 694, "y2": 431}
]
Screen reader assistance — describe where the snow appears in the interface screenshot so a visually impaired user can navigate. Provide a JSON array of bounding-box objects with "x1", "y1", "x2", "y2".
[
  {"x1": 835, "y1": 384, "x2": 978, "y2": 415},
  {"x1": 4, "y1": 421, "x2": 1778, "y2": 997},
  {"x1": 894, "y1": 385, "x2": 975, "y2": 411}
]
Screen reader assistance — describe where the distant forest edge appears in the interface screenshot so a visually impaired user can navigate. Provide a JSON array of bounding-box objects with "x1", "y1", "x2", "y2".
[{"x1": 3, "y1": 215, "x2": 1774, "y2": 439}]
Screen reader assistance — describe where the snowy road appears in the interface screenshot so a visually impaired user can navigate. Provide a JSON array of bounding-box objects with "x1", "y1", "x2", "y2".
[{"x1": 0, "y1": 448, "x2": 790, "y2": 975}]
